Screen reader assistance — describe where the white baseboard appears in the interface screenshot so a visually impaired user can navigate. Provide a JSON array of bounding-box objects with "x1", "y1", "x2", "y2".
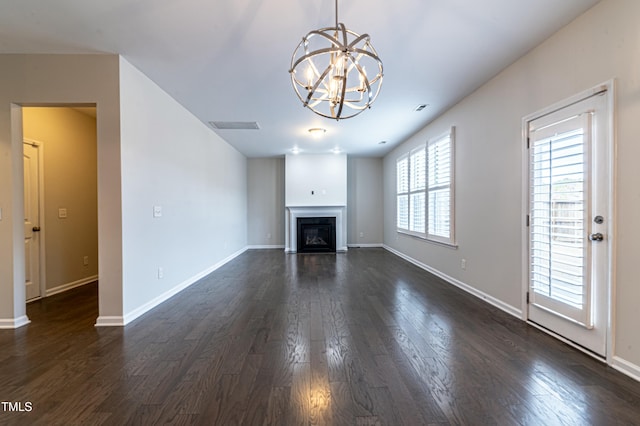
[
  {"x1": 383, "y1": 245, "x2": 522, "y2": 319},
  {"x1": 611, "y1": 356, "x2": 640, "y2": 382},
  {"x1": 0, "y1": 315, "x2": 31, "y2": 329},
  {"x1": 347, "y1": 243, "x2": 384, "y2": 248},
  {"x1": 46, "y1": 275, "x2": 98, "y2": 297},
  {"x1": 247, "y1": 245, "x2": 285, "y2": 250},
  {"x1": 94, "y1": 316, "x2": 125, "y2": 327},
  {"x1": 118, "y1": 246, "x2": 249, "y2": 326}
]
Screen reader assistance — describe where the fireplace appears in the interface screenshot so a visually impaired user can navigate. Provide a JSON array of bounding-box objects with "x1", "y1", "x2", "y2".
[
  {"x1": 297, "y1": 217, "x2": 336, "y2": 253},
  {"x1": 285, "y1": 206, "x2": 346, "y2": 253}
]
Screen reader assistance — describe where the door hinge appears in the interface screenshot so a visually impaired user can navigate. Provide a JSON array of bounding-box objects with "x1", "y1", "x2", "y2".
[
  {"x1": 527, "y1": 137, "x2": 530, "y2": 149},
  {"x1": 526, "y1": 292, "x2": 530, "y2": 304},
  {"x1": 526, "y1": 215, "x2": 530, "y2": 227}
]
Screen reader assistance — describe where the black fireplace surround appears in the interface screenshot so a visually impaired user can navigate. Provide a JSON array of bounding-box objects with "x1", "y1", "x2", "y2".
[{"x1": 296, "y1": 217, "x2": 336, "y2": 253}]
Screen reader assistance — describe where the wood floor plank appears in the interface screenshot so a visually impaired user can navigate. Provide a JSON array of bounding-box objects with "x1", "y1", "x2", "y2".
[{"x1": 1, "y1": 248, "x2": 640, "y2": 424}]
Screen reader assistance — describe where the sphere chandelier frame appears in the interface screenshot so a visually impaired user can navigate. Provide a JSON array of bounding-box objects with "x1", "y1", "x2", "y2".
[{"x1": 289, "y1": 0, "x2": 384, "y2": 120}]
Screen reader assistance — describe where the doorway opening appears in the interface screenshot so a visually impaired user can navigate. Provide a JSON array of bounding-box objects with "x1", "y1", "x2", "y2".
[{"x1": 22, "y1": 106, "x2": 99, "y2": 317}]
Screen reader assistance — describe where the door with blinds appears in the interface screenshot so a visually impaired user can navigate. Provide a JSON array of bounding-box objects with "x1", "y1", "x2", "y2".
[{"x1": 526, "y1": 85, "x2": 611, "y2": 357}]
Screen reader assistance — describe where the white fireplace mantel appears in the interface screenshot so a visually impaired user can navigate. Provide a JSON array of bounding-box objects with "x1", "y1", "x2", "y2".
[{"x1": 285, "y1": 206, "x2": 347, "y2": 253}]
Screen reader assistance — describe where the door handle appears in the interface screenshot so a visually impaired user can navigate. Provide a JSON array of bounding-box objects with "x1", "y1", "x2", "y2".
[
  {"x1": 589, "y1": 232, "x2": 604, "y2": 242},
  {"x1": 32, "y1": 226, "x2": 41, "y2": 232}
]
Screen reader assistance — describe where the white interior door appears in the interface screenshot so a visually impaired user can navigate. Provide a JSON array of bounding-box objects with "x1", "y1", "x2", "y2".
[
  {"x1": 24, "y1": 141, "x2": 41, "y2": 301},
  {"x1": 526, "y1": 87, "x2": 611, "y2": 357}
]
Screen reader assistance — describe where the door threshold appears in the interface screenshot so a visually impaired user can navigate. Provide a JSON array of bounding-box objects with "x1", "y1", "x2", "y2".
[{"x1": 527, "y1": 320, "x2": 606, "y2": 363}]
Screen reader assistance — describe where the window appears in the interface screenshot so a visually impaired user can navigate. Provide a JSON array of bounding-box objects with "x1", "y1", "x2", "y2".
[
  {"x1": 396, "y1": 127, "x2": 455, "y2": 245},
  {"x1": 396, "y1": 146, "x2": 425, "y2": 234}
]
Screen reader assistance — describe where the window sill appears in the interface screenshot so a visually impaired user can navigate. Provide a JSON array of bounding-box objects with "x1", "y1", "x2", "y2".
[{"x1": 396, "y1": 229, "x2": 458, "y2": 249}]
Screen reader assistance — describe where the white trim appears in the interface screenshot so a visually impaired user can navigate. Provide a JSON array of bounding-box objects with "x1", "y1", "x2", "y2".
[
  {"x1": 383, "y1": 245, "x2": 521, "y2": 318},
  {"x1": 605, "y1": 79, "x2": 617, "y2": 366},
  {"x1": 46, "y1": 275, "x2": 98, "y2": 297},
  {"x1": 285, "y1": 206, "x2": 347, "y2": 253},
  {"x1": 246, "y1": 245, "x2": 286, "y2": 250},
  {"x1": 0, "y1": 316, "x2": 31, "y2": 329},
  {"x1": 611, "y1": 356, "x2": 640, "y2": 382},
  {"x1": 347, "y1": 243, "x2": 384, "y2": 248},
  {"x1": 114, "y1": 246, "x2": 248, "y2": 326},
  {"x1": 94, "y1": 316, "x2": 125, "y2": 327}
]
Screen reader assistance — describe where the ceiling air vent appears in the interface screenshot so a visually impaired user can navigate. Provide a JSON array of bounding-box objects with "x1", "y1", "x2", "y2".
[{"x1": 209, "y1": 121, "x2": 260, "y2": 130}]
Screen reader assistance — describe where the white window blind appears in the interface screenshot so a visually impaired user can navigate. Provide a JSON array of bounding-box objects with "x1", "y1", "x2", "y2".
[
  {"x1": 410, "y1": 147, "x2": 426, "y2": 233},
  {"x1": 397, "y1": 155, "x2": 409, "y2": 230},
  {"x1": 529, "y1": 115, "x2": 590, "y2": 324},
  {"x1": 427, "y1": 130, "x2": 454, "y2": 243},
  {"x1": 396, "y1": 148, "x2": 426, "y2": 234}
]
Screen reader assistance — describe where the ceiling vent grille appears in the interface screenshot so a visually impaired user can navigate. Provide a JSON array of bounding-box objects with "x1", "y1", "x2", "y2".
[{"x1": 209, "y1": 121, "x2": 260, "y2": 130}]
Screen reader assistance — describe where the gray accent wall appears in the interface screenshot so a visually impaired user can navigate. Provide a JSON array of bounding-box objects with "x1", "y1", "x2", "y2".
[
  {"x1": 247, "y1": 158, "x2": 285, "y2": 247},
  {"x1": 348, "y1": 157, "x2": 383, "y2": 246}
]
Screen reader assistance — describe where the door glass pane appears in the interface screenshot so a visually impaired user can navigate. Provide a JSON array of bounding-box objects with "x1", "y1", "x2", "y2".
[{"x1": 529, "y1": 116, "x2": 590, "y2": 324}]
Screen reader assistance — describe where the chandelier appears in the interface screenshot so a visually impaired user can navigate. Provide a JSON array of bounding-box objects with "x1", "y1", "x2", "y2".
[{"x1": 289, "y1": 0, "x2": 383, "y2": 120}]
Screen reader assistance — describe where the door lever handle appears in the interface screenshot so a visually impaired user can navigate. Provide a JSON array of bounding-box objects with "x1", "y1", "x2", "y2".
[
  {"x1": 589, "y1": 232, "x2": 604, "y2": 242},
  {"x1": 32, "y1": 226, "x2": 41, "y2": 232}
]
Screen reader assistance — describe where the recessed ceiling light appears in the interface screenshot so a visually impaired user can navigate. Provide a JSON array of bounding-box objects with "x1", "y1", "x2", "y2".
[
  {"x1": 414, "y1": 104, "x2": 429, "y2": 112},
  {"x1": 378, "y1": 140, "x2": 387, "y2": 145},
  {"x1": 291, "y1": 147, "x2": 300, "y2": 154},
  {"x1": 308, "y1": 127, "x2": 327, "y2": 136},
  {"x1": 331, "y1": 148, "x2": 341, "y2": 154}
]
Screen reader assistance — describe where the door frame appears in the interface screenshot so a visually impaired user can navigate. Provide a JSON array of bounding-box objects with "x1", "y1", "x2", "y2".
[
  {"x1": 521, "y1": 80, "x2": 616, "y2": 364},
  {"x1": 23, "y1": 138, "x2": 47, "y2": 301}
]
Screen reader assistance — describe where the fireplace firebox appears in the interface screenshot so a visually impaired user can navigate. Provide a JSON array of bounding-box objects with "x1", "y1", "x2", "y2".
[{"x1": 296, "y1": 217, "x2": 336, "y2": 253}]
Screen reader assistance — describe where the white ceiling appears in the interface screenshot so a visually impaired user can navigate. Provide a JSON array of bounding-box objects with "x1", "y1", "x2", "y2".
[{"x1": 0, "y1": 0, "x2": 600, "y2": 157}]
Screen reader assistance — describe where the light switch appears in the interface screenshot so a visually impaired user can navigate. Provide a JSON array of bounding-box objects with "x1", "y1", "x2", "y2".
[
  {"x1": 58, "y1": 208, "x2": 68, "y2": 219},
  {"x1": 153, "y1": 205, "x2": 162, "y2": 218}
]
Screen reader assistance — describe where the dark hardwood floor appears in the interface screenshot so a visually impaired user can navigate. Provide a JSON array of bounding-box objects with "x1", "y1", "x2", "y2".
[{"x1": 1, "y1": 248, "x2": 640, "y2": 425}]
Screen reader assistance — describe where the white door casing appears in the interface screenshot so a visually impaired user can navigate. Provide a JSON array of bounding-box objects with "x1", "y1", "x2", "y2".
[{"x1": 524, "y1": 83, "x2": 613, "y2": 358}]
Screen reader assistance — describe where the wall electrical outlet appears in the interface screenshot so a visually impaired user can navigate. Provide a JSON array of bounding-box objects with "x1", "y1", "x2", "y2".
[
  {"x1": 153, "y1": 205, "x2": 162, "y2": 218},
  {"x1": 359, "y1": 232, "x2": 364, "y2": 238},
  {"x1": 58, "y1": 208, "x2": 68, "y2": 219},
  {"x1": 267, "y1": 233, "x2": 272, "y2": 240},
  {"x1": 461, "y1": 259, "x2": 467, "y2": 270},
  {"x1": 158, "y1": 267, "x2": 164, "y2": 279},
  {"x1": 83, "y1": 256, "x2": 89, "y2": 266}
]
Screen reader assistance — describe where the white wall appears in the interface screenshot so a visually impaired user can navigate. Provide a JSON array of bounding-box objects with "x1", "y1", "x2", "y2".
[
  {"x1": 0, "y1": 54, "x2": 122, "y2": 327},
  {"x1": 118, "y1": 58, "x2": 247, "y2": 319},
  {"x1": 247, "y1": 158, "x2": 285, "y2": 247},
  {"x1": 347, "y1": 157, "x2": 383, "y2": 246},
  {"x1": 285, "y1": 154, "x2": 347, "y2": 206},
  {"x1": 383, "y1": 0, "x2": 640, "y2": 373}
]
